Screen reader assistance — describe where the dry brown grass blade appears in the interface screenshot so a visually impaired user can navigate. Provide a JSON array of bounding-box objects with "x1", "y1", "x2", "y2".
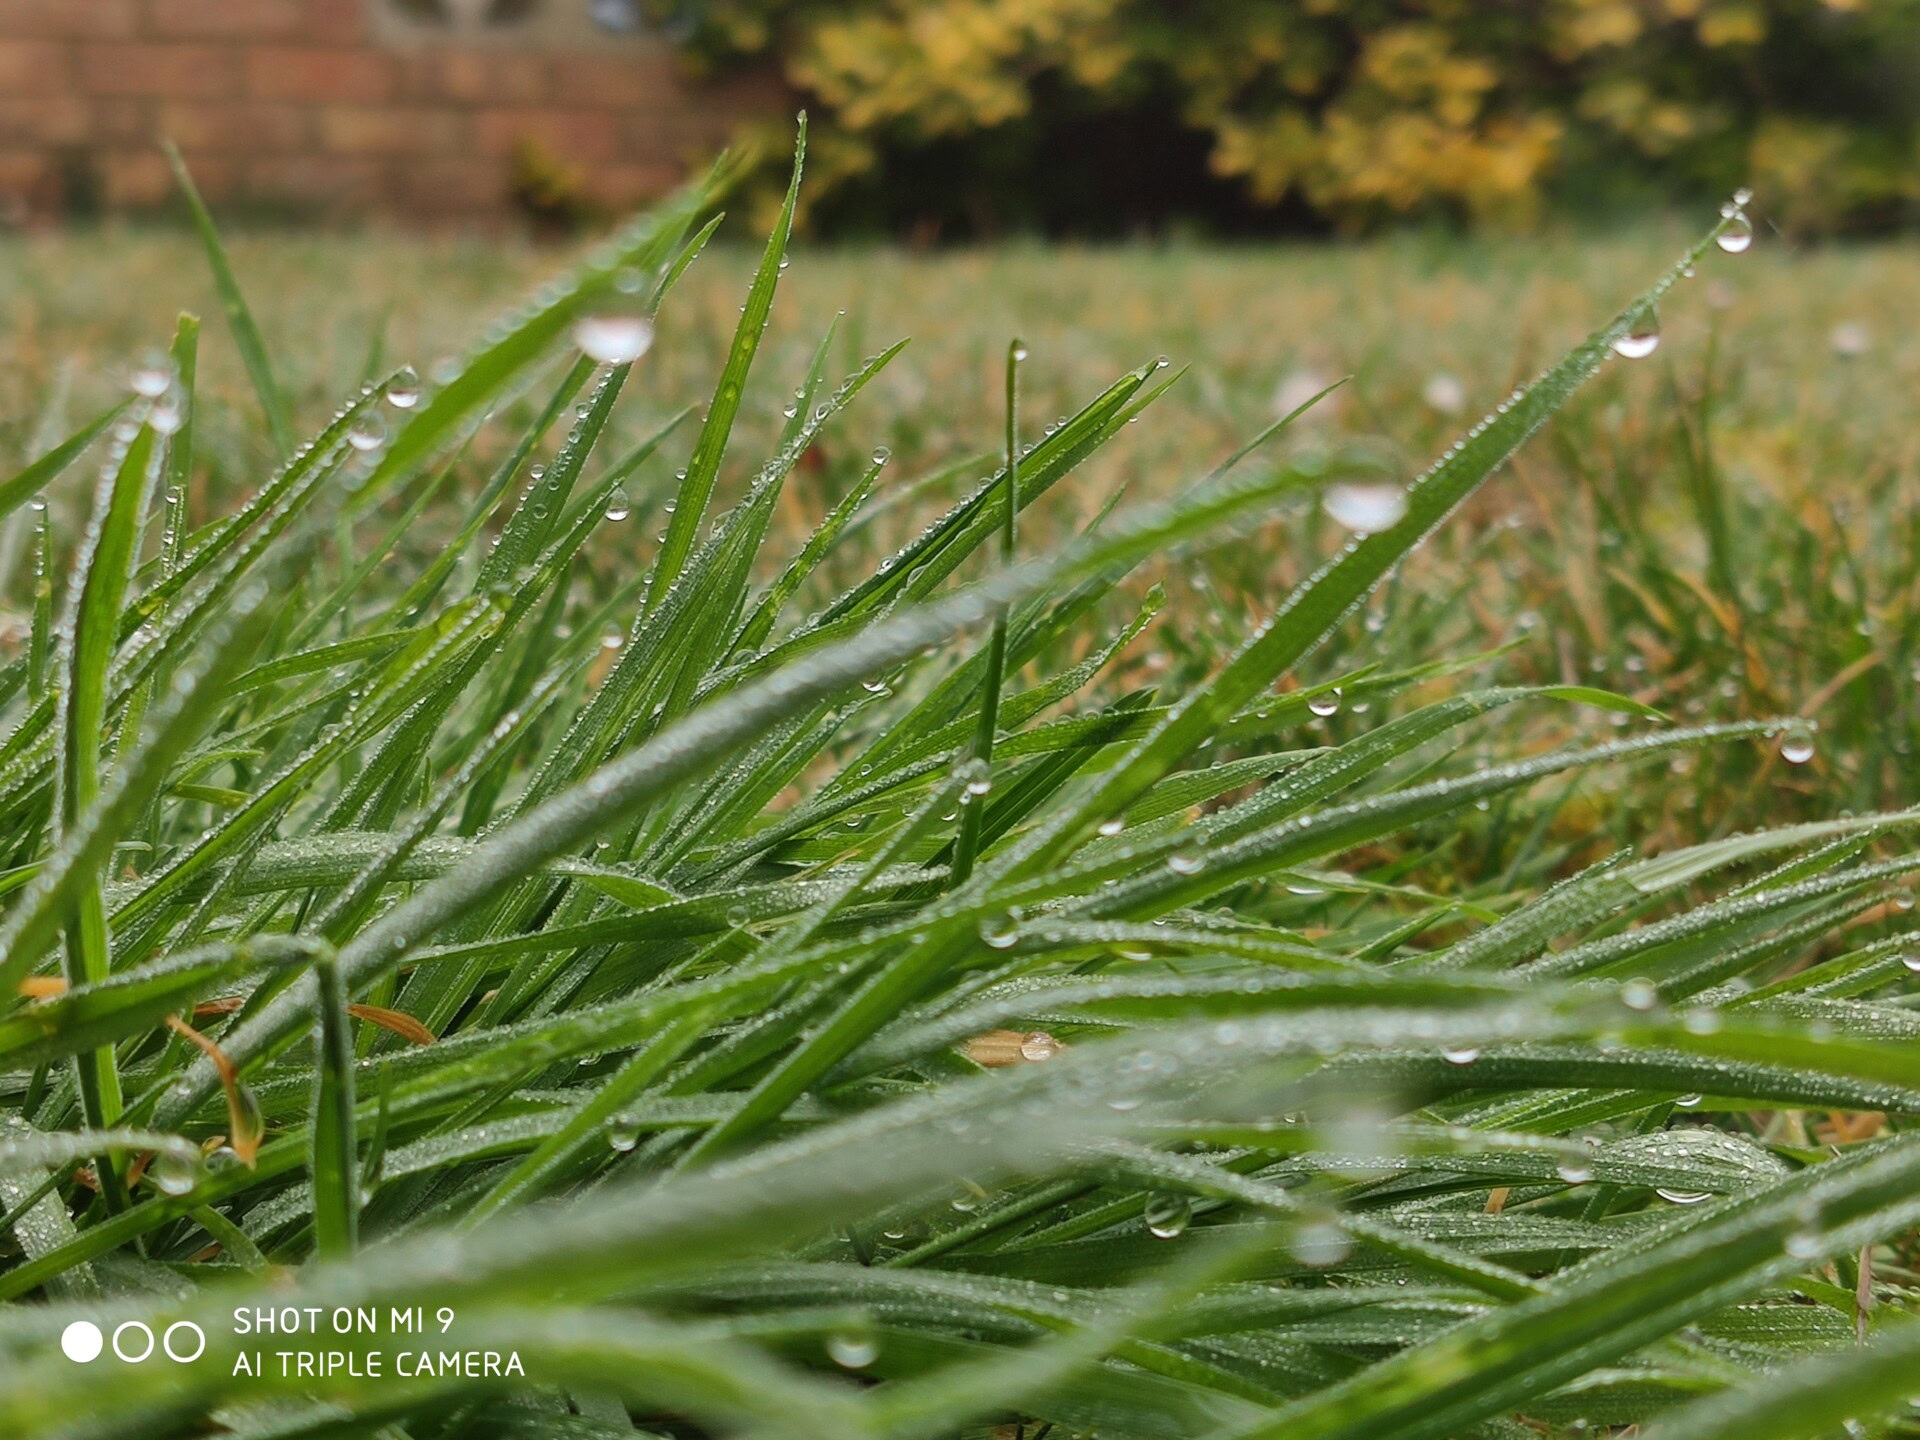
[{"x1": 165, "y1": 1014, "x2": 264, "y2": 1167}]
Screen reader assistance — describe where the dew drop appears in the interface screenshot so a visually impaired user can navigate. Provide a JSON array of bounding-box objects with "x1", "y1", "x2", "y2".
[
  {"x1": 1289, "y1": 1219, "x2": 1351, "y2": 1268},
  {"x1": 1019, "y1": 1031, "x2": 1062, "y2": 1063},
  {"x1": 1441, "y1": 1045, "x2": 1480, "y2": 1066},
  {"x1": 826, "y1": 1331, "x2": 877, "y2": 1369},
  {"x1": 573, "y1": 313, "x2": 655, "y2": 365},
  {"x1": 1166, "y1": 845, "x2": 1205, "y2": 876},
  {"x1": 1307, "y1": 688, "x2": 1342, "y2": 718},
  {"x1": 1421, "y1": 372, "x2": 1466, "y2": 416},
  {"x1": 1902, "y1": 954, "x2": 1920, "y2": 974},
  {"x1": 604, "y1": 485, "x2": 631, "y2": 522},
  {"x1": 1096, "y1": 816, "x2": 1125, "y2": 837},
  {"x1": 386, "y1": 365, "x2": 423, "y2": 409},
  {"x1": 607, "y1": 1114, "x2": 640, "y2": 1152},
  {"x1": 1143, "y1": 1193, "x2": 1191, "y2": 1239},
  {"x1": 978, "y1": 913, "x2": 1020, "y2": 949},
  {"x1": 152, "y1": 1150, "x2": 199, "y2": 1196},
  {"x1": 1785, "y1": 1228, "x2": 1823, "y2": 1260},
  {"x1": 1611, "y1": 311, "x2": 1661, "y2": 360},
  {"x1": 1656, "y1": 1188, "x2": 1711, "y2": 1205},
  {"x1": 1715, "y1": 212, "x2": 1754, "y2": 254},
  {"x1": 347, "y1": 412, "x2": 388, "y2": 453},
  {"x1": 1620, "y1": 978, "x2": 1660, "y2": 1012},
  {"x1": 1778, "y1": 722, "x2": 1815, "y2": 765},
  {"x1": 130, "y1": 352, "x2": 176, "y2": 398},
  {"x1": 1322, "y1": 481, "x2": 1408, "y2": 535}
]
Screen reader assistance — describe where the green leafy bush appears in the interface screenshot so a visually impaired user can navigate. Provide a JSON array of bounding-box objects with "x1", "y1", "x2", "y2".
[
  {"x1": 672, "y1": 0, "x2": 1920, "y2": 232},
  {"x1": 1, "y1": 132, "x2": 1918, "y2": 1440}
]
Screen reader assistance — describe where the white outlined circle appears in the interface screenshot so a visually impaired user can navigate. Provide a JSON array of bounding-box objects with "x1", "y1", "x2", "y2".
[
  {"x1": 112, "y1": 1321, "x2": 155, "y2": 1362},
  {"x1": 163, "y1": 1321, "x2": 206, "y2": 1363},
  {"x1": 60, "y1": 1321, "x2": 103, "y2": 1363}
]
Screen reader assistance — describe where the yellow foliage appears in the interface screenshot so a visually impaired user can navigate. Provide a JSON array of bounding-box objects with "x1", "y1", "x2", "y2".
[{"x1": 689, "y1": 0, "x2": 1917, "y2": 231}]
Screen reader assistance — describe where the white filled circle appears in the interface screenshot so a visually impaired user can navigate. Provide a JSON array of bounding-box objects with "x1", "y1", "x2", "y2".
[
  {"x1": 60, "y1": 1320, "x2": 103, "y2": 1363},
  {"x1": 112, "y1": 1321, "x2": 155, "y2": 1362},
  {"x1": 163, "y1": 1321, "x2": 206, "y2": 1363}
]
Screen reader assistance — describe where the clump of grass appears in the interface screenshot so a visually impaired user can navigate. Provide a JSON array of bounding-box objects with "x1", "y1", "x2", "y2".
[{"x1": 0, "y1": 128, "x2": 1917, "y2": 1440}]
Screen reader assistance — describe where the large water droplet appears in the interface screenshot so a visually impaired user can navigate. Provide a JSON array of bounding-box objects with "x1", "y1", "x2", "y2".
[
  {"x1": 1656, "y1": 1187, "x2": 1712, "y2": 1205},
  {"x1": 607, "y1": 1113, "x2": 640, "y2": 1152},
  {"x1": 152, "y1": 1150, "x2": 199, "y2": 1196},
  {"x1": 1441, "y1": 1045, "x2": 1480, "y2": 1066},
  {"x1": 1421, "y1": 372, "x2": 1466, "y2": 416},
  {"x1": 347, "y1": 412, "x2": 388, "y2": 452},
  {"x1": 1715, "y1": 212, "x2": 1754, "y2": 254},
  {"x1": 1307, "y1": 688, "x2": 1342, "y2": 718},
  {"x1": 604, "y1": 485, "x2": 631, "y2": 522},
  {"x1": 1779, "y1": 722, "x2": 1815, "y2": 764},
  {"x1": 978, "y1": 913, "x2": 1020, "y2": 949},
  {"x1": 826, "y1": 1331, "x2": 878, "y2": 1369},
  {"x1": 1322, "y1": 482, "x2": 1408, "y2": 534},
  {"x1": 1166, "y1": 844, "x2": 1205, "y2": 876},
  {"x1": 1019, "y1": 1031, "x2": 1062, "y2": 1062},
  {"x1": 130, "y1": 352, "x2": 176, "y2": 398},
  {"x1": 573, "y1": 314, "x2": 655, "y2": 365},
  {"x1": 1611, "y1": 311, "x2": 1661, "y2": 360},
  {"x1": 1289, "y1": 1219, "x2": 1351, "y2": 1268},
  {"x1": 1143, "y1": 1193, "x2": 1191, "y2": 1239},
  {"x1": 386, "y1": 365, "x2": 423, "y2": 409}
]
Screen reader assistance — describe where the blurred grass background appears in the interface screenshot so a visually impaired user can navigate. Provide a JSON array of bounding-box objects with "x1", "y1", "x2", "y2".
[{"x1": 7, "y1": 222, "x2": 1919, "y2": 879}]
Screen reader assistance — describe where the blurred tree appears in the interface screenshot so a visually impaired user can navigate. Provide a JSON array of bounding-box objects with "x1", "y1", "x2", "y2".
[{"x1": 657, "y1": 0, "x2": 1920, "y2": 234}]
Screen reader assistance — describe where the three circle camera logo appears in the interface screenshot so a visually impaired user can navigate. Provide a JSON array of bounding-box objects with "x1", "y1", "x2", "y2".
[{"x1": 60, "y1": 1318, "x2": 204, "y2": 1364}]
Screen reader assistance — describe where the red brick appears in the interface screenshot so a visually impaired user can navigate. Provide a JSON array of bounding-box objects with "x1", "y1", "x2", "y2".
[
  {"x1": 317, "y1": 104, "x2": 463, "y2": 156},
  {"x1": 242, "y1": 152, "x2": 383, "y2": 210},
  {"x1": 81, "y1": 43, "x2": 239, "y2": 99},
  {"x1": 0, "y1": 0, "x2": 138, "y2": 38},
  {"x1": 475, "y1": 107, "x2": 619, "y2": 163},
  {"x1": 245, "y1": 45, "x2": 394, "y2": 103},
  {"x1": 582, "y1": 160, "x2": 680, "y2": 209},
  {"x1": 90, "y1": 97, "x2": 152, "y2": 145},
  {"x1": 157, "y1": 100, "x2": 311, "y2": 152},
  {"x1": 549, "y1": 53, "x2": 678, "y2": 108},
  {"x1": 99, "y1": 148, "x2": 211, "y2": 206},
  {"x1": 147, "y1": 0, "x2": 364, "y2": 43},
  {"x1": 0, "y1": 39, "x2": 73, "y2": 97},
  {"x1": 0, "y1": 95, "x2": 89, "y2": 146},
  {"x1": 393, "y1": 158, "x2": 509, "y2": 216},
  {"x1": 400, "y1": 50, "x2": 550, "y2": 106}
]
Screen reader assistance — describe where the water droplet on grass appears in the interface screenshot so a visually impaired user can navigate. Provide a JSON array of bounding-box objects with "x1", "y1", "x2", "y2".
[
  {"x1": 604, "y1": 485, "x2": 631, "y2": 521},
  {"x1": 153, "y1": 1150, "x2": 199, "y2": 1196},
  {"x1": 1143, "y1": 1193, "x2": 1191, "y2": 1239},
  {"x1": 386, "y1": 365, "x2": 423, "y2": 409},
  {"x1": 1322, "y1": 482, "x2": 1407, "y2": 534},
  {"x1": 1779, "y1": 723, "x2": 1815, "y2": 764},
  {"x1": 1166, "y1": 845, "x2": 1205, "y2": 876},
  {"x1": 1308, "y1": 688, "x2": 1342, "y2": 718},
  {"x1": 979, "y1": 913, "x2": 1019, "y2": 949},
  {"x1": 1715, "y1": 212, "x2": 1754, "y2": 254},
  {"x1": 347, "y1": 413, "x2": 387, "y2": 452},
  {"x1": 1442, "y1": 1046, "x2": 1480, "y2": 1066},
  {"x1": 1656, "y1": 1188, "x2": 1711, "y2": 1205},
  {"x1": 607, "y1": 1114, "x2": 640, "y2": 1152},
  {"x1": 1019, "y1": 1031, "x2": 1061, "y2": 1062},
  {"x1": 573, "y1": 314, "x2": 655, "y2": 365},
  {"x1": 130, "y1": 352, "x2": 175, "y2": 397},
  {"x1": 1611, "y1": 311, "x2": 1661, "y2": 359},
  {"x1": 826, "y1": 1331, "x2": 877, "y2": 1369}
]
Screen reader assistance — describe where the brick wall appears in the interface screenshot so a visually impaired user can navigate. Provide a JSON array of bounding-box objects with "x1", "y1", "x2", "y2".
[{"x1": 0, "y1": 0, "x2": 783, "y2": 223}]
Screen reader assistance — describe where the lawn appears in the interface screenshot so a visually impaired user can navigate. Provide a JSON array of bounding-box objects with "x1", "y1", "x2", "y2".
[{"x1": 4, "y1": 172, "x2": 1920, "y2": 1440}]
